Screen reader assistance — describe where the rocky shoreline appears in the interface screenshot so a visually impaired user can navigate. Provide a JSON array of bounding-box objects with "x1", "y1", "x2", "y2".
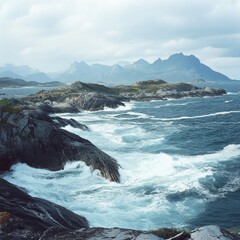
[{"x1": 0, "y1": 80, "x2": 235, "y2": 239}]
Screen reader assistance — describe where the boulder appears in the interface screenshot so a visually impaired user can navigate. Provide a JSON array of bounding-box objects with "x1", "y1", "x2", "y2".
[
  {"x1": 0, "y1": 178, "x2": 89, "y2": 240},
  {"x1": 190, "y1": 225, "x2": 240, "y2": 240}
]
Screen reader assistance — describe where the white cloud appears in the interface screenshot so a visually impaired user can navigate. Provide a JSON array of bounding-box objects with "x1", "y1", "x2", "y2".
[{"x1": 0, "y1": 0, "x2": 239, "y2": 78}]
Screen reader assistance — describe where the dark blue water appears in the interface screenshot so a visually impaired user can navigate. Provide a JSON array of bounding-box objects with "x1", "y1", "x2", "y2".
[{"x1": 3, "y1": 81, "x2": 240, "y2": 229}]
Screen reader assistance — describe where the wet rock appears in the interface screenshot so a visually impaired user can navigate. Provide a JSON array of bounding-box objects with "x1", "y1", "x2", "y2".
[
  {"x1": 0, "y1": 178, "x2": 89, "y2": 240},
  {"x1": 40, "y1": 227, "x2": 163, "y2": 240},
  {"x1": 0, "y1": 100, "x2": 120, "y2": 182}
]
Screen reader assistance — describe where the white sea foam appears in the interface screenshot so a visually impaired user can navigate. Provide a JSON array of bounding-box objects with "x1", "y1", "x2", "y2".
[
  {"x1": 154, "y1": 101, "x2": 197, "y2": 108},
  {"x1": 157, "y1": 110, "x2": 240, "y2": 121},
  {"x1": 97, "y1": 102, "x2": 135, "y2": 112},
  {"x1": 4, "y1": 144, "x2": 240, "y2": 230},
  {"x1": 227, "y1": 92, "x2": 240, "y2": 95}
]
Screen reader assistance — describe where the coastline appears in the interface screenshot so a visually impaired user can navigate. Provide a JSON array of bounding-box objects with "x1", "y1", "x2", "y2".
[{"x1": 0, "y1": 80, "x2": 237, "y2": 239}]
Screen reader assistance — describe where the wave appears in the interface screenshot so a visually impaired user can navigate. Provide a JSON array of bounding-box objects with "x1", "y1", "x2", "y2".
[
  {"x1": 3, "y1": 144, "x2": 240, "y2": 230},
  {"x1": 227, "y1": 92, "x2": 240, "y2": 95},
  {"x1": 154, "y1": 101, "x2": 197, "y2": 108},
  {"x1": 99, "y1": 102, "x2": 135, "y2": 112},
  {"x1": 157, "y1": 110, "x2": 240, "y2": 121}
]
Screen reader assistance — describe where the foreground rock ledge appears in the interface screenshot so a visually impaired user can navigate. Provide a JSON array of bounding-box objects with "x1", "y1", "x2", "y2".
[
  {"x1": 0, "y1": 178, "x2": 89, "y2": 240},
  {"x1": 0, "y1": 99, "x2": 120, "y2": 182}
]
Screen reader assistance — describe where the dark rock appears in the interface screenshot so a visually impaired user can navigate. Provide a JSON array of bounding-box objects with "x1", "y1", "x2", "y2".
[
  {"x1": 0, "y1": 102, "x2": 120, "y2": 182},
  {"x1": 0, "y1": 178, "x2": 88, "y2": 240},
  {"x1": 67, "y1": 91, "x2": 126, "y2": 111},
  {"x1": 40, "y1": 226, "x2": 162, "y2": 240},
  {"x1": 52, "y1": 116, "x2": 89, "y2": 131}
]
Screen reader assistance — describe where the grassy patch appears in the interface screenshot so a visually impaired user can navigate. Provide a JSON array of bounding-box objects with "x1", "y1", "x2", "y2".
[{"x1": 0, "y1": 98, "x2": 26, "y2": 113}]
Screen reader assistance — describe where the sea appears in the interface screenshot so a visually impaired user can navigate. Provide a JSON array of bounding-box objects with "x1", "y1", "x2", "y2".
[{"x1": 2, "y1": 82, "x2": 240, "y2": 230}]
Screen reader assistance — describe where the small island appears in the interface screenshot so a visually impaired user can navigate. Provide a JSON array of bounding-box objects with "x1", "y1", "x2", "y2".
[{"x1": 0, "y1": 77, "x2": 65, "y2": 88}]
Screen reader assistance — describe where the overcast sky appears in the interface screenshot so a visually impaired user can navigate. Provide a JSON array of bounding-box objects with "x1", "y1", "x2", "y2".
[{"x1": 0, "y1": 0, "x2": 239, "y2": 79}]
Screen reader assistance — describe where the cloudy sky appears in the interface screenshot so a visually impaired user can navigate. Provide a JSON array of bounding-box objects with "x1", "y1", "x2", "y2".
[{"x1": 0, "y1": 0, "x2": 239, "y2": 79}]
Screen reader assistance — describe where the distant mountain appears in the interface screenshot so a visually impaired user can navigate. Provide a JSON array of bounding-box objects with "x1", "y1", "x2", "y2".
[
  {"x1": 0, "y1": 77, "x2": 65, "y2": 88},
  {"x1": 24, "y1": 72, "x2": 52, "y2": 82},
  {"x1": 0, "y1": 64, "x2": 52, "y2": 83},
  {"x1": 0, "y1": 71, "x2": 22, "y2": 79},
  {"x1": 1, "y1": 53, "x2": 233, "y2": 85},
  {"x1": 0, "y1": 64, "x2": 38, "y2": 76},
  {"x1": 56, "y1": 53, "x2": 231, "y2": 85}
]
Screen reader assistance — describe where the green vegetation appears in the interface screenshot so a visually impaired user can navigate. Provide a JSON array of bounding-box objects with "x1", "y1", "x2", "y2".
[
  {"x1": 113, "y1": 80, "x2": 197, "y2": 94},
  {"x1": 0, "y1": 98, "x2": 26, "y2": 114}
]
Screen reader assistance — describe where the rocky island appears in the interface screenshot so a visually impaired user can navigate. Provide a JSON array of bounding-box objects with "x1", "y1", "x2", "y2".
[
  {"x1": 24, "y1": 79, "x2": 226, "y2": 112},
  {"x1": 0, "y1": 77, "x2": 64, "y2": 89},
  {"x1": 0, "y1": 79, "x2": 233, "y2": 239}
]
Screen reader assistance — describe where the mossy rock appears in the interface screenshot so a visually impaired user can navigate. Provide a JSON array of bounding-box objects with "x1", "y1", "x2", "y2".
[
  {"x1": 0, "y1": 98, "x2": 27, "y2": 114},
  {"x1": 0, "y1": 212, "x2": 11, "y2": 226}
]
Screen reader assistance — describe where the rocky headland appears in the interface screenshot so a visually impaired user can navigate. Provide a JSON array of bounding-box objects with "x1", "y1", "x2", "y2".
[
  {"x1": 0, "y1": 80, "x2": 232, "y2": 239},
  {"x1": 0, "y1": 98, "x2": 120, "y2": 182}
]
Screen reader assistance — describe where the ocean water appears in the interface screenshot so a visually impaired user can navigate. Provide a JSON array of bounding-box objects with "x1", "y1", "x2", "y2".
[
  {"x1": 3, "y1": 82, "x2": 240, "y2": 230},
  {"x1": 0, "y1": 86, "x2": 56, "y2": 99}
]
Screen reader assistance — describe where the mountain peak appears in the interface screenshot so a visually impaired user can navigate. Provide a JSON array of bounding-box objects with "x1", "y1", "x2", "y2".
[
  {"x1": 152, "y1": 58, "x2": 162, "y2": 65},
  {"x1": 68, "y1": 61, "x2": 91, "y2": 74},
  {"x1": 133, "y1": 58, "x2": 149, "y2": 66},
  {"x1": 168, "y1": 53, "x2": 200, "y2": 64}
]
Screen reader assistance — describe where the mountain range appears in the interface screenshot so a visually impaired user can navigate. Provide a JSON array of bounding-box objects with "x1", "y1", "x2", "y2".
[{"x1": 0, "y1": 53, "x2": 234, "y2": 85}]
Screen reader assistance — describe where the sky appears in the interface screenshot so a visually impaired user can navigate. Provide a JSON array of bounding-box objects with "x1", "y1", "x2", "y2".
[{"x1": 0, "y1": 0, "x2": 239, "y2": 79}]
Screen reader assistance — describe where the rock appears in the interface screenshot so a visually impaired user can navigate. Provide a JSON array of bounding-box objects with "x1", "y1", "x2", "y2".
[
  {"x1": 52, "y1": 116, "x2": 89, "y2": 130},
  {"x1": 190, "y1": 225, "x2": 240, "y2": 240},
  {"x1": 40, "y1": 227, "x2": 163, "y2": 240},
  {"x1": 114, "y1": 80, "x2": 226, "y2": 101},
  {"x1": 0, "y1": 99, "x2": 120, "y2": 182},
  {"x1": 25, "y1": 81, "x2": 127, "y2": 112},
  {"x1": 0, "y1": 178, "x2": 89, "y2": 240},
  {"x1": 65, "y1": 91, "x2": 126, "y2": 111},
  {"x1": 24, "y1": 80, "x2": 226, "y2": 111}
]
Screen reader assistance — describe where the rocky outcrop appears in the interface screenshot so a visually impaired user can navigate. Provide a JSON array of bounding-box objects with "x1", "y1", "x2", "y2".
[
  {"x1": 40, "y1": 227, "x2": 163, "y2": 240},
  {"x1": 25, "y1": 81, "x2": 127, "y2": 112},
  {"x1": 0, "y1": 178, "x2": 89, "y2": 240},
  {"x1": 0, "y1": 99, "x2": 120, "y2": 182},
  {"x1": 114, "y1": 80, "x2": 226, "y2": 101}
]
